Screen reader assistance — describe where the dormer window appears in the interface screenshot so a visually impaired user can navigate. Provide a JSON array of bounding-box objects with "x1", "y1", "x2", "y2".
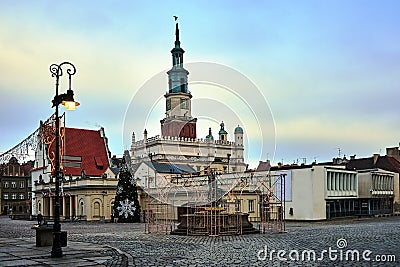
[{"x1": 95, "y1": 157, "x2": 104, "y2": 170}]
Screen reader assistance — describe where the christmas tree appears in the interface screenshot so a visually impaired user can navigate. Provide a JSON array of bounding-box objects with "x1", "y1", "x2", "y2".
[{"x1": 112, "y1": 162, "x2": 141, "y2": 223}]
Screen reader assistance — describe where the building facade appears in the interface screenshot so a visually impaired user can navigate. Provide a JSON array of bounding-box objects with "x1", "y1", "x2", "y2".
[
  {"x1": 32, "y1": 127, "x2": 118, "y2": 221},
  {"x1": 346, "y1": 150, "x2": 400, "y2": 213},
  {"x1": 264, "y1": 156, "x2": 397, "y2": 221},
  {"x1": 0, "y1": 157, "x2": 33, "y2": 215}
]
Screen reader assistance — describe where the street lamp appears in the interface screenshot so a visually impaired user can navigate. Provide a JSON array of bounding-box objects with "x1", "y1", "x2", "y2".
[{"x1": 49, "y1": 62, "x2": 79, "y2": 258}]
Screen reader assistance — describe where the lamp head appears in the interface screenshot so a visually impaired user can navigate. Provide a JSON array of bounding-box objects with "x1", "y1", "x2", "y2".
[{"x1": 61, "y1": 89, "x2": 80, "y2": 110}]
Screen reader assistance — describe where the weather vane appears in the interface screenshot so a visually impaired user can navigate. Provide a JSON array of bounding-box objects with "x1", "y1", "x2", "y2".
[{"x1": 173, "y1": 15, "x2": 178, "y2": 21}]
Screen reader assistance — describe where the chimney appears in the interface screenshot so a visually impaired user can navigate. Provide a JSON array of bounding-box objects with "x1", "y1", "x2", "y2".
[
  {"x1": 373, "y1": 153, "x2": 380, "y2": 165},
  {"x1": 386, "y1": 147, "x2": 400, "y2": 157}
]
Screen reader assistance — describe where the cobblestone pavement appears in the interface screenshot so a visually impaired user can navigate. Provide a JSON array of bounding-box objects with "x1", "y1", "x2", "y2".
[{"x1": 1, "y1": 216, "x2": 399, "y2": 266}]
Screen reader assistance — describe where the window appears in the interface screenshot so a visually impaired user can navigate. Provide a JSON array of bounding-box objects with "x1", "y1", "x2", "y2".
[
  {"x1": 180, "y1": 78, "x2": 186, "y2": 92},
  {"x1": 235, "y1": 200, "x2": 241, "y2": 212},
  {"x1": 180, "y1": 98, "x2": 188, "y2": 109},
  {"x1": 3, "y1": 182, "x2": 9, "y2": 188},
  {"x1": 248, "y1": 199, "x2": 255, "y2": 212},
  {"x1": 348, "y1": 175, "x2": 352, "y2": 190},
  {"x1": 81, "y1": 202, "x2": 84, "y2": 216},
  {"x1": 3, "y1": 194, "x2": 9, "y2": 200},
  {"x1": 326, "y1": 172, "x2": 332, "y2": 191},
  {"x1": 328, "y1": 175, "x2": 331, "y2": 191},
  {"x1": 12, "y1": 193, "x2": 17, "y2": 200},
  {"x1": 11, "y1": 182, "x2": 16, "y2": 188},
  {"x1": 335, "y1": 174, "x2": 338, "y2": 190},
  {"x1": 63, "y1": 155, "x2": 82, "y2": 168},
  {"x1": 19, "y1": 181, "x2": 24, "y2": 188},
  {"x1": 166, "y1": 98, "x2": 171, "y2": 110},
  {"x1": 19, "y1": 194, "x2": 24, "y2": 200},
  {"x1": 93, "y1": 202, "x2": 100, "y2": 217}
]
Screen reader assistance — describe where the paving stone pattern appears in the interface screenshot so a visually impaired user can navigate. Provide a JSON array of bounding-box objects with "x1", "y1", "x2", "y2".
[{"x1": 0, "y1": 216, "x2": 399, "y2": 266}]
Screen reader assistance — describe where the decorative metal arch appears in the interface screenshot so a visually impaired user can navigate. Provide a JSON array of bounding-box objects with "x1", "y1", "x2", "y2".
[{"x1": 0, "y1": 114, "x2": 61, "y2": 165}]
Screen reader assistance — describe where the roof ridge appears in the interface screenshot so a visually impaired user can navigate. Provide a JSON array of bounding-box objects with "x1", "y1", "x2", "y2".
[{"x1": 65, "y1": 127, "x2": 100, "y2": 132}]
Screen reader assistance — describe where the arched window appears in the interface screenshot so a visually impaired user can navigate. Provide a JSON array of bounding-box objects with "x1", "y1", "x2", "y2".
[
  {"x1": 80, "y1": 202, "x2": 84, "y2": 216},
  {"x1": 93, "y1": 202, "x2": 100, "y2": 217}
]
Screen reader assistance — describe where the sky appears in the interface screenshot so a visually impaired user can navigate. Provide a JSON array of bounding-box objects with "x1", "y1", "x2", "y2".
[{"x1": 0, "y1": 1, "x2": 399, "y2": 168}]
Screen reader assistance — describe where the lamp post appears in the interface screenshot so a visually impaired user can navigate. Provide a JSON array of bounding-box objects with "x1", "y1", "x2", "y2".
[{"x1": 49, "y1": 62, "x2": 79, "y2": 258}]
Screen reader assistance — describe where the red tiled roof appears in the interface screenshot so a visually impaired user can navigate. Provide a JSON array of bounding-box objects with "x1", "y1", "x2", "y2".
[
  {"x1": 49, "y1": 128, "x2": 110, "y2": 177},
  {"x1": 256, "y1": 161, "x2": 271, "y2": 172}
]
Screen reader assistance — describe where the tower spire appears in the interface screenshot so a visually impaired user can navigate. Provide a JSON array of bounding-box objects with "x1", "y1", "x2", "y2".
[
  {"x1": 171, "y1": 16, "x2": 184, "y2": 68},
  {"x1": 162, "y1": 17, "x2": 197, "y2": 139},
  {"x1": 175, "y1": 22, "x2": 180, "y2": 48}
]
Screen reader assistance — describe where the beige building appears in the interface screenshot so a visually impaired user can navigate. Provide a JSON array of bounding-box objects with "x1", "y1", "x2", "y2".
[{"x1": 32, "y1": 127, "x2": 119, "y2": 221}]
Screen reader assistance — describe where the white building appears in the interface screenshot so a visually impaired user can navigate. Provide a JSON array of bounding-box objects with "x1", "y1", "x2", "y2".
[
  {"x1": 130, "y1": 21, "x2": 246, "y2": 174},
  {"x1": 268, "y1": 161, "x2": 395, "y2": 220}
]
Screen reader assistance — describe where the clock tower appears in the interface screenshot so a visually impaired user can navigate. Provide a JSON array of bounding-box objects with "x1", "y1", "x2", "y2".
[{"x1": 160, "y1": 20, "x2": 197, "y2": 139}]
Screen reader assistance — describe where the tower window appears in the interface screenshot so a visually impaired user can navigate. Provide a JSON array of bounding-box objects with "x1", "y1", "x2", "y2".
[
  {"x1": 166, "y1": 99, "x2": 171, "y2": 110},
  {"x1": 180, "y1": 78, "x2": 185, "y2": 92},
  {"x1": 180, "y1": 99, "x2": 188, "y2": 109}
]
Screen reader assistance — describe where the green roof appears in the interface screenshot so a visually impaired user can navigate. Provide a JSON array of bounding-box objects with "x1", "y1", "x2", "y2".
[{"x1": 234, "y1": 125, "x2": 243, "y2": 134}]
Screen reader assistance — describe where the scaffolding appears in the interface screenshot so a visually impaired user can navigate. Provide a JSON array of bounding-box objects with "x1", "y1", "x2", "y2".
[
  {"x1": 144, "y1": 187, "x2": 174, "y2": 234},
  {"x1": 181, "y1": 170, "x2": 246, "y2": 236},
  {"x1": 143, "y1": 170, "x2": 287, "y2": 236},
  {"x1": 257, "y1": 173, "x2": 287, "y2": 233},
  {"x1": 145, "y1": 201, "x2": 173, "y2": 234}
]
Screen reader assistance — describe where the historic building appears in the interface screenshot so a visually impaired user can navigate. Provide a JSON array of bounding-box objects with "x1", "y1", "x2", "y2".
[
  {"x1": 31, "y1": 127, "x2": 118, "y2": 221},
  {"x1": 130, "y1": 21, "x2": 247, "y2": 174},
  {"x1": 0, "y1": 157, "x2": 33, "y2": 215}
]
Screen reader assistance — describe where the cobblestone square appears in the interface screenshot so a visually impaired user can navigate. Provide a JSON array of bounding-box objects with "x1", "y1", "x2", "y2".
[{"x1": 1, "y1": 216, "x2": 399, "y2": 266}]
